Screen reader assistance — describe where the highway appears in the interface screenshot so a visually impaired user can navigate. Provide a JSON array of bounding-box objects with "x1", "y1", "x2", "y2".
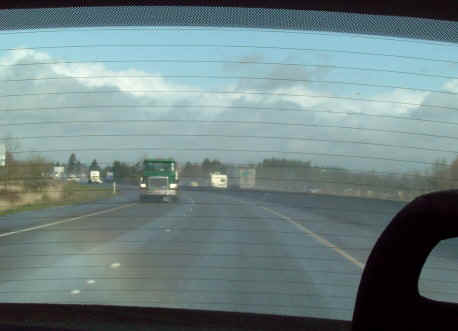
[{"x1": 0, "y1": 186, "x2": 456, "y2": 321}]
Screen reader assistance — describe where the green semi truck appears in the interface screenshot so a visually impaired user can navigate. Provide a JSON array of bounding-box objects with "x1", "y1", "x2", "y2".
[{"x1": 139, "y1": 159, "x2": 179, "y2": 202}]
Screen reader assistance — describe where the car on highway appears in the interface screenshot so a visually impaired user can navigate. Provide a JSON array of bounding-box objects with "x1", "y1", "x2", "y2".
[
  {"x1": 0, "y1": 2, "x2": 456, "y2": 331},
  {"x1": 66, "y1": 175, "x2": 81, "y2": 183}
]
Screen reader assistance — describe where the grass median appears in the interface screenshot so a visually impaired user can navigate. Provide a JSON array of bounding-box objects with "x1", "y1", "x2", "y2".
[{"x1": 0, "y1": 182, "x2": 115, "y2": 216}]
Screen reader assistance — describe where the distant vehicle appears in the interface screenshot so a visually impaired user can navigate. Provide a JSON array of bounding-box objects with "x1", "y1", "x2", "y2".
[
  {"x1": 67, "y1": 174, "x2": 80, "y2": 183},
  {"x1": 105, "y1": 171, "x2": 114, "y2": 182},
  {"x1": 210, "y1": 172, "x2": 228, "y2": 189},
  {"x1": 139, "y1": 159, "x2": 179, "y2": 202},
  {"x1": 53, "y1": 166, "x2": 65, "y2": 179},
  {"x1": 239, "y1": 168, "x2": 256, "y2": 189},
  {"x1": 88, "y1": 170, "x2": 103, "y2": 184},
  {"x1": 227, "y1": 167, "x2": 256, "y2": 189}
]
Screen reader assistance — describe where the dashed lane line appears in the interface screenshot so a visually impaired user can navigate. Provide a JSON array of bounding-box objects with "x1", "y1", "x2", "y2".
[{"x1": 0, "y1": 203, "x2": 137, "y2": 239}]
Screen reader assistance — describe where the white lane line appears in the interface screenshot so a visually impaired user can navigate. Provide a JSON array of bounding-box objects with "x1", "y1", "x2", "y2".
[
  {"x1": 262, "y1": 206, "x2": 365, "y2": 270},
  {"x1": 0, "y1": 203, "x2": 137, "y2": 239},
  {"x1": 87, "y1": 280, "x2": 96, "y2": 285},
  {"x1": 70, "y1": 289, "x2": 80, "y2": 295},
  {"x1": 187, "y1": 195, "x2": 195, "y2": 212},
  {"x1": 228, "y1": 196, "x2": 364, "y2": 270}
]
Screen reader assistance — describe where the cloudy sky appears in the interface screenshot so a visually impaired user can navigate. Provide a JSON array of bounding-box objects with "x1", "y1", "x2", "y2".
[{"x1": 0, "y1": 27, "x2": 457, "y2": 173}]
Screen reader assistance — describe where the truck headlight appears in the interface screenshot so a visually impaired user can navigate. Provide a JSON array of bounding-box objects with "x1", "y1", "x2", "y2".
[
  {"x1": 169, "y1": 183, "x2": 177, "y2": 189},
  {"x1": 140, "y1": 183, "x2": 146, "y2": 188}
]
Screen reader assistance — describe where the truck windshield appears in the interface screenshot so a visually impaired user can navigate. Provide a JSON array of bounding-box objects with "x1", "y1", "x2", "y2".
[{"x1": 144, "y1": 162, "x2": 171, "y2": 171}]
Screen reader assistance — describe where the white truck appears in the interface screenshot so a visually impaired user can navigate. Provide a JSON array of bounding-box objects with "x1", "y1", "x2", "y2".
[
  {"x1": 210, "y1": 172, "x2": 228, "y2": 189},
  {"x1": 227, "y1": 167, "x2": 256, "y2": 189},
  {"x1": 53, "y1": 166, "x2": 65, "y2": 179},
  {"x1": 89, "y1": 170, "x2": 103, "y2": 184},
  {"x1": 239, "y1": 168, "x2": 256, "y2": 189}
]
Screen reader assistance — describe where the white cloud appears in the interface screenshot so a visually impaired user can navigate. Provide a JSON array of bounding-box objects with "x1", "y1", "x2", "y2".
[
  {"x1": 0, "y1": 48, "x2": 50, "y2": 66},
  {"x1": 370, "y1": 89, "x2": 429, "y2": 115},
  {"x1": 444, "y1": 79, "x2": 458, "y2": 93},
  {"x1": 1, "y1": 48, "x2": 457, "y2": 173},
  {"x1": 51, "y1": 62, "x2": 188, "y2": 98}
]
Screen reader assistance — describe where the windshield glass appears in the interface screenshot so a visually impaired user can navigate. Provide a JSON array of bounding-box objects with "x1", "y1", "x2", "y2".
[
  {"x1": 144, "y1": 162, "x2": 172, "y2": 172},
  {"x1": 0, "y1": 7, "x2": 457, "y2": 322}
]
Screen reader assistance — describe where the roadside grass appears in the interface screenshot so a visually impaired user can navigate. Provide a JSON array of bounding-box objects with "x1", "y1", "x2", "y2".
[{"x1": 0, "y1": 183, "x2": 115, "y2": 216}]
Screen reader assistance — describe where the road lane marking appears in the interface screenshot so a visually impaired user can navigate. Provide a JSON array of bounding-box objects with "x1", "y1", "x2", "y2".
[
  {"x1": 70, "y1": 289, "x2": 80, "y2": 295},
  {"x1": 0, "y1": 203, "x2": 137, "y2": 239},
  {"x1": 87, "y1": 280, "x2": 96, "y2": 285},
  {"x1": 261, "y1": 206, "x2": 365, "y2": 270},
  {"x1": 189, "y1": 196, "x2": 195, "y2": 212},
  {"x1": 227, "y1": 196, "x2": 364, "y2": 270}
]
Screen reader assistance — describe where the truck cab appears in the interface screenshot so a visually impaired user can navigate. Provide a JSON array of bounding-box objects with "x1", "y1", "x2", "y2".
[{"x1": 139, "y1": 159, "x2": 179, "y2": 202}]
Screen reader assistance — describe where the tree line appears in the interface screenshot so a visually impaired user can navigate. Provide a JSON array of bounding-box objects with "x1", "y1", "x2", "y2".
[
  {"x1": 3, "y1": 136, "x2": 458, "y2": 202},
  {"x1": 62, "y1": 153, "x2": 140, "y2": 182}
]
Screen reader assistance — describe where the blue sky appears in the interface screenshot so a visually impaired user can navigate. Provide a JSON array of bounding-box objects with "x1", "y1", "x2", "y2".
[{"x1": 1, "y1": 27, "x2": 456, "y2": 93}]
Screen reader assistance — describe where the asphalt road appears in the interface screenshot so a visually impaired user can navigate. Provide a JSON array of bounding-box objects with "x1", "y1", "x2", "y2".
[{"x1": 0, "y1": 187, "x2": 456, "y2": 321}]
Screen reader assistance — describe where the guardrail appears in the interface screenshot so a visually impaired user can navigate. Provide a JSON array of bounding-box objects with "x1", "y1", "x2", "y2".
[{"x1": 180, "y1": 185, "x2": 415, "y2": 203}]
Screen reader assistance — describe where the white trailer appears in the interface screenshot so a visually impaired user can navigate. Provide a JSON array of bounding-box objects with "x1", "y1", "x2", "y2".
[
  {"x1": 89, "y1": 170, "x2": 103, "y2": 184},
  {"x1": 53, "y1": 166, "x2": 65, "y2": 179},
  {"x1": 227, "y1": 167, "x2": 256, "y2": 189},
  {"x1": 239, "y1": 168, "x2": 256, "y2": 189},
  {"x1": 210, "y1": 172, "x2": 228, "y2": 189}
]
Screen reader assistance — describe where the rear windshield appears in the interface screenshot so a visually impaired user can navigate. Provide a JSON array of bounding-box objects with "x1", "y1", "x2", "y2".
[{"x1": 0, "y1": 7, "x2": 456, "y2": 323}]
